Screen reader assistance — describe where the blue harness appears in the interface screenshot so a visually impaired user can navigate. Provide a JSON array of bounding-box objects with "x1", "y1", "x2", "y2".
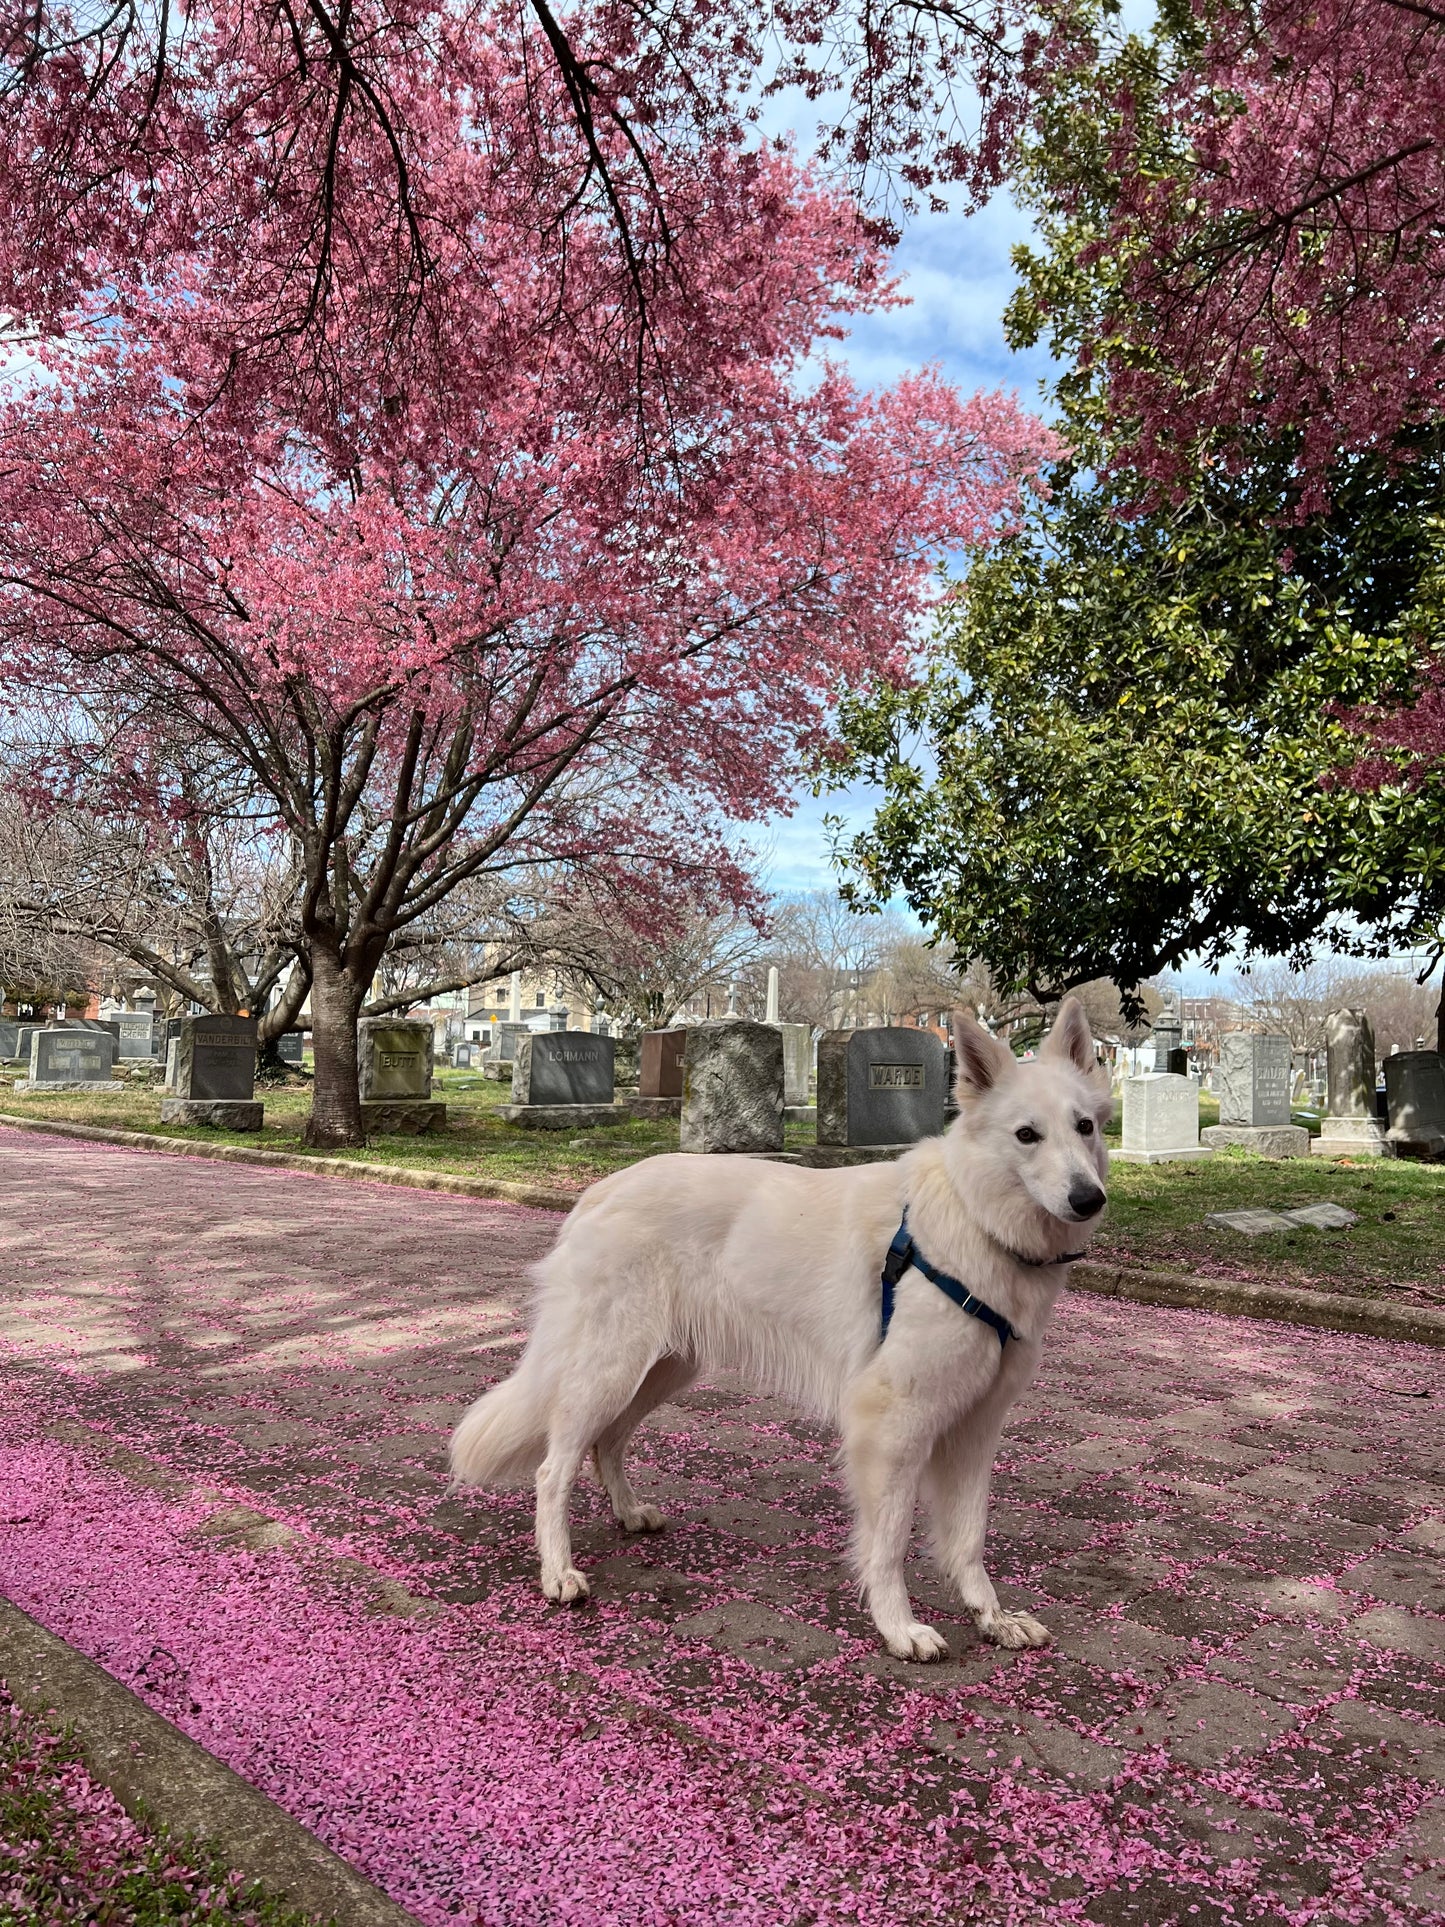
[{"x1": 880, "y1": 1209, "x2": 1086, "y2": 1348}]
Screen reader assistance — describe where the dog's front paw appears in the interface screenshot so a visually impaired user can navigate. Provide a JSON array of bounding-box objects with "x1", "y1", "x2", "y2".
[
  {"x1": 619, "y1": 1503, "x2": 666, "y2": 1534},
  {"x1": 542, "y1": 1566, "x2": 591, "y2": 1605},
  {"x1": 885, "y1": 1622, "x2": 950, "y2": 1664},
  {"x1": 979, "y1": 1608, "x2": 1050, "y2": 1650}
]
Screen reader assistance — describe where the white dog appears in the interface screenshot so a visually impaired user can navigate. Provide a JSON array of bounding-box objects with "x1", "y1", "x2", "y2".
[{"x1": 450, "y1": 998, "x2": 1111, "y2": 1661}]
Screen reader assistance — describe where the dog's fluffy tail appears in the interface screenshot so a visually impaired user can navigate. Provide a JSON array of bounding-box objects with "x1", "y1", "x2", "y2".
[{"x1": 449, "y1": 1354, "x2": 550, "y2": 1489}]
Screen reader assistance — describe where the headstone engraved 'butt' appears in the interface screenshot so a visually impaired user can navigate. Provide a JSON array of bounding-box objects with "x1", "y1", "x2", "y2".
[{"x1": 816, "y1": 1027, "x2": 946, "y2": 1148}]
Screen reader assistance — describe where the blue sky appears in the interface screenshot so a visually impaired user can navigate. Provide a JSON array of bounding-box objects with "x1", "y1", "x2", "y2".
[{"x1": 759, "y1": 190, "x2": 1052, "y2": 897}]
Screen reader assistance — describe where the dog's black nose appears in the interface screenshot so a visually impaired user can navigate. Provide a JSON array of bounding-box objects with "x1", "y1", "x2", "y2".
[{"x1": 1068, "y1": 1182, "x2": 1106, "y2": 1219}]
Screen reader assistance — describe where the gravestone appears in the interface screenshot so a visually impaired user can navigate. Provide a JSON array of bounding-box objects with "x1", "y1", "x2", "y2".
[
  {"x1": 108, "y1": 1010, "x2": 159, "y2": 1059},
  {"x1": 1115, "y1": 1073, "x2": 1212, "y2": 1163},
  {"x1": 1201, "y1": 1032, "x2": 1308, "y2": 1157},
  {"x1": 635, "y1": 1028, "x2": 685, "y2": 1118},
  {"x1": 778, "y1": 1024, "x2": 812, "y2": 1108},
  {"x1": 16, "y1": 1027, "x2": 122, "y2": 1093},
  {"x1": 1150, "y1": 1003, "x2": 1183, "y2": 1074},
  {"x1": 451, "y1": 1042, "x2": 473, "y2": 1070},
  {"x1": 500, "y1": 1032, "x2": 617, "y2": 1128},
  {"x1": 1383, "y1": 1050, "x2": 1445, "y2": 1159},
  {"x1": 816, "y1": 1027, "x2": 947, "y2": 1148},
  {"x1": 680, "y1": 1019, "x2": 783, "y2": 1154},
  {"x1": 277, "y1": 1031, "x2": 305, "y2": 1066},
  {"x1": 355, "y1": 1017, "x2": 445, "y2": 1134},
  {"x1": 160, "y1": 1015, "x2": 262, "y2": 1128},
  {"x1": 483, "y1": 1020, "x2": 530, "y2": 1079},
  {"x1": 0, "y1": 1019, "x2": 19, "y2": 1061},
  {"x1": 1312, "y1": 1009, "x2": 1392, "y2": 1159}
]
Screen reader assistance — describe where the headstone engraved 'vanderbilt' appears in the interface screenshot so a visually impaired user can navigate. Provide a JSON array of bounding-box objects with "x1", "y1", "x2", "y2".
[
  {"x1": 356, "y1": 1018, "x2": 445, "y2": 1134},
  {"x1": 17, "y1": 1027, "x2": 123, "y2": 1093},
  {"x1": 1383, "y1": 1050, "x2": 1445, "y2": 1160},
  {"x1": 1115, "y1": 1073, "x2": 1212, "y2": 1163},
  {"x1": 1313, "y1": 1009, "x2": 1392, "y2": 1159},
  {"x1": 1201, "y1": 1032, "x2": 1308, "y2": 1158},
  {"x1": 160, "y1": 1015, "x2": 262, "y2": 1128},
  {"x1": 500, "y1": 1032, "x2": 618, "y2": 1128},
  {"x1": 680, "y1": 1020, "x2": 784, "y2": 1154},
  {"x1": 816, "y1": 1027, "x2": 947, "y2": 1149}
]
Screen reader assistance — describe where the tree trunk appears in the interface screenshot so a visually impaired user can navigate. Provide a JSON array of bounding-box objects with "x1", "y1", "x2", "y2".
[{"x1": 305, "y1": 944, "x2": 367, "y2": 1148}]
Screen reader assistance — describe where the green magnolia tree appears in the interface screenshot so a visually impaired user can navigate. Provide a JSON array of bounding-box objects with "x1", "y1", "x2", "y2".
[{"x1": 832, "y1": 0, "x2": 1445, "y2": 1043}]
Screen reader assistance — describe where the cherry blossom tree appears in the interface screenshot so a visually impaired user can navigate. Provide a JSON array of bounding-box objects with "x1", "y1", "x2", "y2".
[
  {"x1": 0, "y1": 125, "x2": 1057, "y2": 1144},
  {"x1": 1034, "y1": 0, "x2": 1445, "y2": 503}
]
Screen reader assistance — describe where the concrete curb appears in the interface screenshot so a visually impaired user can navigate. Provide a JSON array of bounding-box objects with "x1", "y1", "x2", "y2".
[
  {"x1": 0, "y1": 1111, "x2": 575, "y2": 1212},
  {"x1": 0, "y1": 1596, "x2": 424, "y2": 1927},
  {"x1": 1069, "y1": 1260, "x2": 1445, "y2": 1349},
  {"x1": 2, "y1": 1111, "x2": 1440, "y2": 1347}
]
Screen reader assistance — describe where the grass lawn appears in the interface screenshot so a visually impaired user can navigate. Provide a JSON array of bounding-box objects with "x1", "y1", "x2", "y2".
[
  {"x1": 4, "y1": 1065, "x2": 1441, "y2": 1305},
  {"x1": 0, "y1": 1686, "x2": 326, "y2": 1925}
]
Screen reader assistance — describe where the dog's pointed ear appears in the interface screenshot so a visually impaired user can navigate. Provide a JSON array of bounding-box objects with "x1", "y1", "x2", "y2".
[
  {"x1": 951, "y1": 1007, "x2": 1013, "y2": 1100},
  {"x1": 1043, "y1": 995, "x2": 1096, "y2": 1074}
]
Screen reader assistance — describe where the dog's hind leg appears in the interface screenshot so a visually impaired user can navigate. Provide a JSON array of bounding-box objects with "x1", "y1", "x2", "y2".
[
  {"x1": 842, "y1": 1374, "x2": 948, "y2": 1663},
  {"x1": 924, "y1": 1425, "x2": 1049, "y2": 1651},
  {"x1": 535, "y1": 1347, "x2": 664, "y2": 1603},
  {"x1": 591, "y1": 1353, "x2": 696, "y2": 1533}
]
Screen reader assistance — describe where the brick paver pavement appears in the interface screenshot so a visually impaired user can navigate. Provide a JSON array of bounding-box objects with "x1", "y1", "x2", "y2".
[{"x1": 0, "y1": 1125, "x2": 1439, "y2": 1925}]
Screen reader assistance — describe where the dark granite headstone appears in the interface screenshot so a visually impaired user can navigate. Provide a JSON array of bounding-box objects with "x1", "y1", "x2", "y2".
[
  {"x1": 277, "y1": 1031, "x2": 305, "y2": 1065},
  {"x1": 0, "y1": 1019, "x2": 19, "y2": 1060},
  {"x1": 27, "y1": 1027, "x2": 118, "y2": 1085},
  {"x1": 816, "y1": 1027, "x2": 947, "y2": 1147},
  {"x1": 640, "y1": 1029, "x2": 686, "y2": 1099},
  {"x1": 512, "y1": 1032, "x2": 615, "y2": 1106},
  {"x1": 1384, "y1": 1050, "x2": 1445, "y2": 1157},
  {"x1": 174, "y1": 1015, "x2": 258, "y2": 1100}
]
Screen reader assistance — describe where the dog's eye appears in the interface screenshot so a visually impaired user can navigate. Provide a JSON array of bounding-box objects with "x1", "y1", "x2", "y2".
[
  {"x1": 1015, "y1": 1125, "x2": 1041, "y2": 1145},
  {"x1": 1076, "y1": 1118, "x2": 1095, "y2": 1137}
]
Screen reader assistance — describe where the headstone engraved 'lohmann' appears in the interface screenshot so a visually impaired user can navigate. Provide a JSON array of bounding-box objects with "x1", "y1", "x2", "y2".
[
  {"x1": 160, "y1": 1015, "x2": 263, "y2": 1128},
  {"x1": 1114, "y1": 1073, "x2": 1212, "y2": 1163},
  {"x1": 16, "y1": 1026, "x2": 123, "y2": 1093},
  {"x1": 1312, "y1": 1008, "x2": 1392, "y2": 1159},
  {"x1": 1201, "y1": 1032, "x2": 1308, "y2": 1158},
  {"x1": 500, "y1": 1032, "x2": 618, "y2": 1127},
  {"x1": 356, "y1": 1018, "x2": 446, "y2": 1134},
  {"x1": 680, "y1": 1019, "x2": 784, "y2": 1154},
  {"x1": 816, "y1": 1027, "x2": 947, "y2": 1148}
]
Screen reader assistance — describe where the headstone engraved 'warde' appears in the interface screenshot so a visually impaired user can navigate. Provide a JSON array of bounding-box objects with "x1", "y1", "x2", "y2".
[
  {"x1": 356, "y1": 1018, "x2": 445, "y2": 1134},
  {"x1": 16, "y1": 1026, "x2": 123, "y2": 1092},
  {"x1": 1312, "y1": 1008, "x2": 1392, "y2": 1159},
  {"x1": 1201, "y1": 1032, "x2": 1308, "y2": 1158},
  {"x1": 816, "y1": 1027, "x2": 947, "y2": 1149},
  {"x1": 680, "y1": 1019, "x2": 784, "y2": 1154},
  {"x1": 1115, "y1": 1073, "x2": 1212, "y2": 1163},
  {"x1": 500, "y1": 1032, "x2": 618, "y2": 1128},
  {"x1": 160, "y1": 1015, "x2": 263, "y2": 1128}
]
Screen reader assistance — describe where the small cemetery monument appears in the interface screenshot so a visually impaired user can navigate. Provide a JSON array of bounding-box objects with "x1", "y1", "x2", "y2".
[
  {"x1": 356, "y1": 1018, "x2": 445, "y2": 1134},
  {"x1": 1201, "y1": 1032, "x2": 1307, "y2": 1157},
  {"x1": 0, "y1": 1019, "x2": 19, "y2": 1061},
  {"x1": 1115, "y1": 1073, "x2": 1212, "y2": 1163},
  {"x1": 1384, "y1": 1050, "x2": 1445, "y2": 1159},
  {"x1": 16, "y1": 1026, "x2": 122, "y2": 1093},
  {"x1": 636, "y1": 1028, "x2": 686, "y2": 1118},
  {"x1": 159, "y1": 1015, "x2": 262, "y2": 1127},
  {"x1": 500, "y1": 1031, "x2": 617, "y2": 1128},
  {"x1": 1313, "y1": 1009, "x2": 1392, "y2": 1158},
  {"x1": 1149, "y1": 1000, "x2": 1184, "y2": 1074},
  {"x1": 277, "y1": 1031, "x2": 305, "y2": 1066},
  {"x1": 483, "y1": 1021, "x2": 531, "y2": 1079},
  {"x1": 110, "y1": 1010, "x2": 159, "y2": 1059},
  {"x1": 680, "y1": 1020, "x2": 783, "y2": 1154},
  {"x1": 762, "y1": 963, "x2": 810, "y2": 1105},
  {"x1": 816, "y1": 1027, "x2": 946, "y2": 1149}
]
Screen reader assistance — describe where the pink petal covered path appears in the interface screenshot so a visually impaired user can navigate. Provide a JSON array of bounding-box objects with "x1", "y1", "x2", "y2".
[{"x1": 0, "y1": 1125, "x2": 1439, "y2": 1925}]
